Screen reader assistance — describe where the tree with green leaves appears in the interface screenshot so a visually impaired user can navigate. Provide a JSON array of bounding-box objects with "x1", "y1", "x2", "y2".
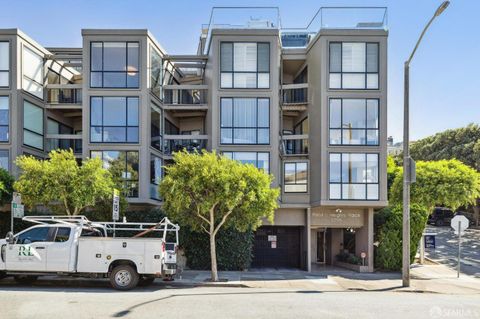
[
  {"x1": 0, "y1": 168, "x2": 14, "y2": 206},
  {"x1": 390, "y1": 159, "x2": 480, "y2": 212},
  {"x1": 14, "y1": 149, "x2": 115, "y2": 215},
  {"x1": 159, "y1": 151, "x2": 279, "y2": 281}
]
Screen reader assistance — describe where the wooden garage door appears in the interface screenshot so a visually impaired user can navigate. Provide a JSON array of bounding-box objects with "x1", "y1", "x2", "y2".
[{"x1": 252, "y1": 226, "x2": 301, "y2": 268}]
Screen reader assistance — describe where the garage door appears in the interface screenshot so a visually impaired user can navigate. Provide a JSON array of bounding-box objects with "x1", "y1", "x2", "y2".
[{"x1": 252, "y1": 226, "x2": 301, "y2": 268}]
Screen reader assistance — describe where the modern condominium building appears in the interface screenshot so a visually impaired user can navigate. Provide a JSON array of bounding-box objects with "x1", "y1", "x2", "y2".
[{"x1": 0, "y1": 7, "x2": 388, "y2": 271}]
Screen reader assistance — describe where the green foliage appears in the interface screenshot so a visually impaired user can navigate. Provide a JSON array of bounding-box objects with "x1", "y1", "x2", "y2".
[
  {"x1": 181, "y1": 227, "x2": 254, "y2": 271},
  {"x1": 160, "y1": 150, "x2": 279, "y2": 233},
  {"x1": 14, "y1": 149, "x2": 115, "y2": 215},
  {"x1": 409, "y1": 123, "x2": 480, "y2": 170},
  {"x1": 0, "y1": 168, "x2": 14, "y2": 206},
  {"x1": 387, "y1": 155, "x2": 400, "y2": 196},
  {"x1": 336, "y1": 251, "x2": 362, "y2": 265},
  {"x1": 374, "y1": 204, "x2": 428, "y2": 270},
  {"x1": 389, "y1": 159, "x2": 480, "y2": 212}
]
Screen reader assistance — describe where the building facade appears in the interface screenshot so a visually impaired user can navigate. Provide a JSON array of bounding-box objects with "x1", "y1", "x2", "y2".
[{"x1": 0, "y1": 7, "x2": 388, "y2": 271}]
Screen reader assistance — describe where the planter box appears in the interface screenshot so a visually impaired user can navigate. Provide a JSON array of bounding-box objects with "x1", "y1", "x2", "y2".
[{"x1": 334, "y1": 260, "x2": 372, "y2": 273}]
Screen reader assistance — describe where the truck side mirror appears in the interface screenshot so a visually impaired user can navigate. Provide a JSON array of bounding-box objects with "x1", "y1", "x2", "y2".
[{"x1": 5, "y1": 232, "x2": 14, "y2": 245}]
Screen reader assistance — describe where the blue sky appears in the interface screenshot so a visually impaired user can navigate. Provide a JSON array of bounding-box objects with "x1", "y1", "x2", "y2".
[{"x1": 1, "y1": 0, "x2": 478, "y2": 143}]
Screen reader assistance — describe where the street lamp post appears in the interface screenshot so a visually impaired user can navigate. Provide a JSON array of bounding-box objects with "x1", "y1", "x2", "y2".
[{"x1": 402, "y1": 1, "x2": 450, "y2": 287}]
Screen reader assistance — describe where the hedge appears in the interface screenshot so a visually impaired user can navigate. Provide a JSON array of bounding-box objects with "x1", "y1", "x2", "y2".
[{"x1": 374, "y1": 204, "x2": 428, "y2": 270}]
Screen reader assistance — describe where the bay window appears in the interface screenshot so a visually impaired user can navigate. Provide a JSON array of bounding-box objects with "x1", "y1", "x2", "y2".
[
  {"x1": 0, "y1": 96, "x2": 9, "y2": 141},
  {"x1": 329, "y1": 42, "x2": 379, "y2": 90},
  {"x1": 220, "y1": 97, "x2": 269, "y2": 144},
  {"x1": 90, "y1": 97, "x2": 139, "y2": 143},
  {"x1": 329, "y1": 153, "x2": 379, "y2": 200},
  {"x1": 90, "y1": 42, "x2": 139, "y2": 88},
  {"x1": 91, "y1": 151, "x2": 139, "y2": 197},
  {"x1": 151, "y1": 105, "x2": 162, "y2": 151},
  {"x1": 22, "y1": 46, "x2": 44, "y2": 98},
  {"x1": 23, "y1": 101, "x2": 43, "y2": 150},
  {"x1": 329, "y1": 98, "x2": 379, "y2": 145},
  {"x1": 150, "y1": 46, "x2": 162, "y2": 99},
  {"x1": 220, "y1": 42, "x2": 270, "y2": 89},
  {"x1": 0, "y1": 42, "x2": 9, "y2": 87},
  {"x1": 150, "y1": 155, "x2": 162, "y2": 200}
]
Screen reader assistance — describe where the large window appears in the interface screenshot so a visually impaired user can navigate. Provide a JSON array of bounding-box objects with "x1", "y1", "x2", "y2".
[
  {"x1": 90, "y1": 97, "x2": 139, "y2": 143},
  {"x1": 0, "y1": 42, "x2": 9, "y2": 87},
  {"x1": 223, "y1": 152, "x2": 269, "y2": 173},
  {"x1": 329, "y1": 98, "x2": 379, "y2": 145},
  {"x1": 151, "y1": 105, "x2": 162, "y2": 151},
  {"x1": 0, "y1": 150, "x2": 8, "y2": 170},
  {"x1": 329, "y1": 42, "x2": 379, "y2": 90},
  {"x1": 23, "y1": 101, "x2": 43, "y2": 150},
  {"x1": 329, "y1": 153, "x2": 379, "y2": 200},
  {"x1": 150, "y1": 46, "x2": 162, "y2": 99},
  {"x1": 91, "y1": 151, "x2": 139, "y2": 197},
  {"x1": 220, "y1": 42, "x2": 270, "y2": 89},
  {"x1": 90, "y1": 42, "x2": 139, "y2": 88},
  {"x1": 220, "y1": 97, "x2": 269, "y2": 144},
  {"x1": 150, "y1": 155, "x2": 162, "y2": 200},
  {"x1": 22, "y1": 46, "x2": 44, "y2": 99},
  {"x1": 46, "y1": 118, "x2": 73, "y2": 152},
  {"x1": 0, "y1": 96, "x2": 9, "y2": 141},
  {"x1": 284, "y1": 162, "x2": 308, "y2": 193}
]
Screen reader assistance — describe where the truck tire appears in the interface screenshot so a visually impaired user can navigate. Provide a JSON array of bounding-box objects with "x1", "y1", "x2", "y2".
[
  {"x1": 14, "y1": 275, "x2": 38, "y2": 285},
  {"x1": 110, "y1": 265, "x2": 139, "y2": 291},
  {"x1": 0, "y1": 271, "x2": 6, "y2": 280},
  {"x1": 436, "y1": 219, "x2": 444, "y2": 227},
  {"x1": 138, "y1": 276, "x2": 155, "y2": 287}
]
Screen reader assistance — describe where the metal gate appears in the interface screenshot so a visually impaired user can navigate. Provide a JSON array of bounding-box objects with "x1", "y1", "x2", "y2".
[{"x1": 252, "y1": 226, "x2": 301, "y2": 268}]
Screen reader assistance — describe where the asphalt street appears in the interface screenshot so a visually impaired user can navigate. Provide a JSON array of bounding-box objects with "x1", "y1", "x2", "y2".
[
  {"x1": 0, "y1": 280, "x2": 479, "y2": 319},
  {"x1": 425, "y1": 226, "x2": 480, "y2": 277}
]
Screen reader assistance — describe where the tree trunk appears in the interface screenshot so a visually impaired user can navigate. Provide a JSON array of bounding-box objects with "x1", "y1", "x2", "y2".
[
  {"x1": 209, "y1": 232, "x2": 218, "y2": 282},
  {"x1": 473, "y1": 205, "x2": 480, "y2": 227}
]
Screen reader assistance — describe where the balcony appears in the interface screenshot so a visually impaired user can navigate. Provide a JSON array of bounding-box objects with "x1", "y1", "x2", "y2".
[
  {"x1": 163, "y1": 85, "x2": 208, "y2": 111},
  {"x1": 281, "y1": 134, "x2": 309, "y2": 156},
  {"x1": 46, "y1": 84, "x2": 82, "y2": 109},
  {"x1": 282, "y1": 83, "x2": 308, "y2": 112},
  {"x1": 163, "y1": 135, "x2": 208, "y2": 155}
]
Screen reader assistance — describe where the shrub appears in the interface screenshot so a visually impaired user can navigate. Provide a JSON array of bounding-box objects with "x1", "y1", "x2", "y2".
[
  {"x1": 180, "y1": 226, "x2": 254, "y2": 271},
  {"x1": 336, "y1": 251, "x2": 362, "y2": 265},
  {"x1": 374, "y1": 204, "x2": 428, "y2": 271}
]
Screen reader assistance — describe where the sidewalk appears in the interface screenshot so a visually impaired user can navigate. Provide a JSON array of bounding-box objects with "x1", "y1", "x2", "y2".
[{"x1": 172, "y1": 264, "x2": 480, "y2": 294}]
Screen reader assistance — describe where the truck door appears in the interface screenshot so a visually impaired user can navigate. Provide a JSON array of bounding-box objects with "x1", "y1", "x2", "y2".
[
  {"x1": 46, "y1": 227, "x2": 73, "y2": 272},
  {"x1": 5, "y1": 226, "x2": 55, "y2": 271}
]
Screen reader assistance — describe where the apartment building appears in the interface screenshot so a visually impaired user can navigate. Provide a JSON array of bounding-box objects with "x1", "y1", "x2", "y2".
[{"x1": 0, "y1": 7, "x2": 388, "y2": 272}]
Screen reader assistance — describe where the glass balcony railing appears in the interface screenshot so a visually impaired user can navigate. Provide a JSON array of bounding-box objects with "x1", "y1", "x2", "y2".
[
  {"x1": 47, "y1": 88, "x2": 82, "y2": 104},
  {"x1": 282, "y1": 84, "x2": 308, "y2": 104},
  {"x1": 164, "y1": 88, "x2": 207, "y2": 105},
  {"x1": 282, "y1": 136, "x2": 309, "y2": 155},
  {"x1": 163, "y1": 138, "x2": 207, "y2": 155}
]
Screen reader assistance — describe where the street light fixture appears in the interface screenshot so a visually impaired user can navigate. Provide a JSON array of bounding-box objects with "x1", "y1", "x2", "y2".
[{"x1": 402, "y1": 1, "x2": 450, "y2": 287}]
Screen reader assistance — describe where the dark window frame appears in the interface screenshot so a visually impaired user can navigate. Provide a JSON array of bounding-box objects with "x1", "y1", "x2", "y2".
[
  {"x1": 0, "y1": 41, "x2": 10, "y2": 88},
  {"x1": 90, "y1": 41, "x2": 140, "y2": 89},
  {"x1": 0, "y1": 96, "x2": 9, "y2": 142},
  {"x1": 283, "y1": 161, "x2": 308, "y2": 193},
  {"x1": 329, "y1": 98, "x2": 380, "y2": 146},
  {"x1": 89, "y1": 96, "x2": 139, "y2": 144},
  {"x1": 90, "y1": 150, "x2": 139, "y2": 198},
  {"x1": 220, "y1": 97, "x2": 270, "y2": 145},
  {"x1": 328, "y1": 152, "x2": 380, "y2": 201},
  {"x1": 222, "y1": 151, "x2": 270, "y2": 173},
  {"x1": 329, "y1": 42, "x2": 380, "y2": 90},
  {"x1": 220, "y1": 42, "x2": 270, "y2": 89}
]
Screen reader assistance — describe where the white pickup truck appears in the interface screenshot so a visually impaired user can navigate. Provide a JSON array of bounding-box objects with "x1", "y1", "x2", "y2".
[{"x1": 0, "y1": 215, "x2": 180, "y2": 290}]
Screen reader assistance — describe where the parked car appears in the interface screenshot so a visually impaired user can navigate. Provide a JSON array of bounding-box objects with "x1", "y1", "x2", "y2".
[{"x1": 428, "y1": 207, "x2": 454, "y2": 226}]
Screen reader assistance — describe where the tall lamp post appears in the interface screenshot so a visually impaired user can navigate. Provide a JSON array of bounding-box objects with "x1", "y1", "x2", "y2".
[{"x1": 403, "y1": 1, "x2": 450, "y2": 287}]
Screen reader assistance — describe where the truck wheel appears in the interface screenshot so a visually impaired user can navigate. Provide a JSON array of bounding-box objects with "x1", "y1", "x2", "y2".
[
  {"x1": 436, "y1": 219, "x2": 444, "y2": 227},
  {"x1": 110, "y1": 265, "x2": 139, "y2": 291},
  {"x1": 138, "y1": 276, "x2": 155, "y2": 287},
  {"x1": 0, "y1": 271, "x2": 6, "y2": 280},
  {"x1": 14, "y1": 275, "x2": 38, "y2": 285}
]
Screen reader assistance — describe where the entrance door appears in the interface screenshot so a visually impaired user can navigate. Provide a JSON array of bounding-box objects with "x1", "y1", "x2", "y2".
[{"x1": 316, "y1": 230, "x2": 326, "y2": 263}]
